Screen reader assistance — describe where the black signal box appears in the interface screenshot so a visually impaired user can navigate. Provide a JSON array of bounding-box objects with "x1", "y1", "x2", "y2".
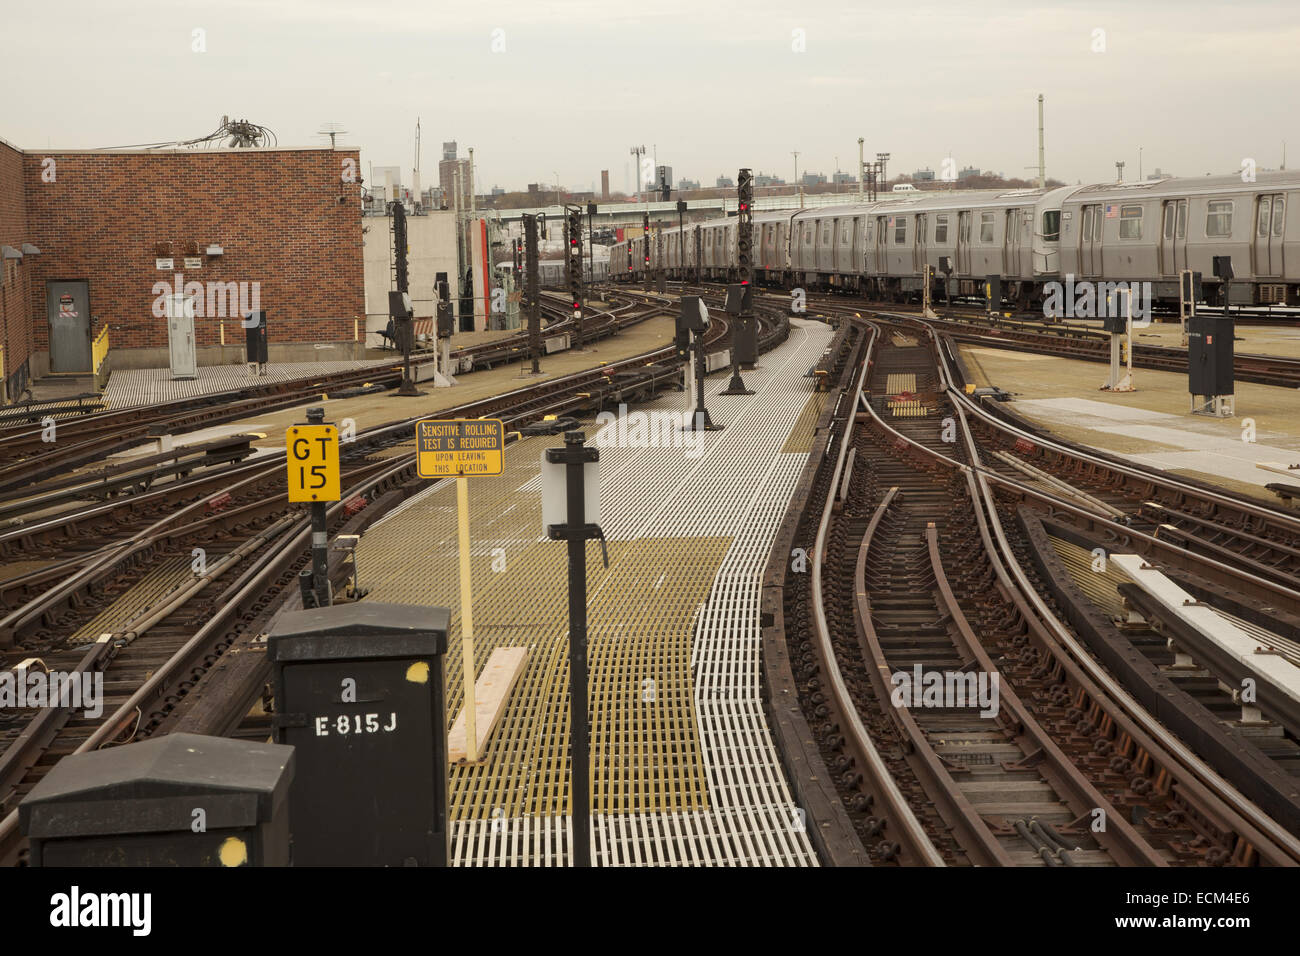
[
  {"x1": 1187, "y1": 315, "x2": 1235, "y2": 396},
  {"x1": 20, "y1": 733, "x2": 294, "y2": 867},
  {"x1": 268, "y1": 602, "x2": 451, "y2": 867}
]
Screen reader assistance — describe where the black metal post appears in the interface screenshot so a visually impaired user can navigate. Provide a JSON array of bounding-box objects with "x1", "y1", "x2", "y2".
[
  {"x1": 525, "y1": 214, "x2": 541, "y2": 374},
  {"x1": 544, "y1": 430, "x2": 600, "y2": 866},
  {"x1": 587, "y1": 202, "x2": 597, "y2": 296},
  {"x1": 306, "y1": 406, "x2": 331, "y2": 608},
  {"x1": 676, "y1": 200, "x2": 687, "y2": 292},
  {"x1": 390, "y1": 202, "x2": 419, "y2": 396}
]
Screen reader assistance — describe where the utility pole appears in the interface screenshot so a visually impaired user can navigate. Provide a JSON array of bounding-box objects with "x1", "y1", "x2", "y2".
[
  {"x1": 630, "y1": 145, "x2": 646, "y2": 204},
  {"x1": 792, "y1": 150, "x2": 800, "y2": 207},
  {"x1": 858, "y1": 138, "x2": 865, "y2": 199},
  {"x1": 1037, "y1": 94, "x2": 1046, "y2": 189}
]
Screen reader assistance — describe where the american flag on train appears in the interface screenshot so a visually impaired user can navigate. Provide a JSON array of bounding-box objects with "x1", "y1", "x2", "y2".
[{"x1": 1105, "y1": 204, "x2": 1118, "y2": 218}]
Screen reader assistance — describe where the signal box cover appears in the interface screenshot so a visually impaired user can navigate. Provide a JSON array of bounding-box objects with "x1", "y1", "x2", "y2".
[
  {"x1": 268, "y1": 602, "x2": 449, "y2": 662},
  {"x1": 20, "y1": 733, "x2": 294, "y2": 838}
]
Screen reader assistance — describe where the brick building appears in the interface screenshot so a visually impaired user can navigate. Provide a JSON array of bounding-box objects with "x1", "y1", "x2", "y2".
[{"x1": 0, "y1": 137, "x2": 364, "y2": 397}]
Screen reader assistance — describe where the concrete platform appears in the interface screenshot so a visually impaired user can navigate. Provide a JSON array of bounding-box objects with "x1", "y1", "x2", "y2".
[
  {"x1": 960, "y1": 345, "x2": 1300, "y2": 502},
  {"x1": 102, "y1": 359, "x2": 395, "y2": 408},
  {"x1": 353, "y1": 318, "x2": 831, "y2": 865}
]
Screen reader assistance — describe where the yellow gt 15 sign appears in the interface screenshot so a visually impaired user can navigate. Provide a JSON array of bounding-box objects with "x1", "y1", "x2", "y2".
[
  {"x1": 287, "y1": 424, "x2": 341, "y2": 502},
  {"x1": 416, "y1": 418, "x2": 504, "y2": 478}
]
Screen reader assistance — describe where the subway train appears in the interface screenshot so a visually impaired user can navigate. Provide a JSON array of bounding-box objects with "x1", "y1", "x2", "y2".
[
  {"x1": 497, "y1": 256, "x2": 609, "y2": 289},
  {"x1": 610, "y1": 170, "x2": 1299, "y2": 308}
]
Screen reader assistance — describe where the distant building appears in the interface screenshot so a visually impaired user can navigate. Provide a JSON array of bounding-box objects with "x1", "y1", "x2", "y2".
[
  {"x1": 832, "y1": 170, "x2": 855, "y2": 184},
  {"x1": 716, "y1": 175, "x2": 734, "y2": 188},
  {"x1": 655, "y1": 165, "x2": 673, "y2": 191},
  {"x1": 958, "y1": 166, "x2": 981, "y2": 180},
  {"x1": 913, "y1": 168, "x2": 936, "y2": 181},
  {"x1": 678, "y1": 178, "x2": 700, "y2": 191},
  {"x1": 754, "y1": 172, "x2": 784, "y2": 187},
  {"x1": 601, "y1": 169, "x2": 610, "y2": 200},
  {"x1": 800, "y1": 172, "x2": 827, "y2": 186},
  {"x1": 438, "y1": 144, "x2": 472, "y2": 210},
  {"x1": 490, "y1": 185, "x2": 505, "y2": 196}
]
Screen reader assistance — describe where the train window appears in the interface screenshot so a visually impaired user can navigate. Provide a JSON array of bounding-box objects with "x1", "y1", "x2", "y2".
[
  {"x1": 1163, "y1": 205, "x2": 1175, "y2": 241},
  {"x1": 935, "y1": 216, "x2": 948, "y2": 243},
  {"x1": 979, "y1": 212, "x2": 994, "y2": 243},
  {"x1": 895, "y1": 217, "x2": 907, "y2": 243},
  {"x1": 1119, "y1": 205, "x2": 1142, "y2": 240},
  {"x1": 1042, "y1": 210, "x2": 1060, "y2": 242},
  {"x1": 1274, "y1": 198, "x2": 1286, "y2": 236},
  {"x1": 1176, "y1": 202, "x2": 1186, "y2": 239},
  {"x1": 1258, "y1": 199, "x2": 1271, "y2": 237},
  {"x1": 1206, "y1": 201, "x2": 1233, "y2": 237}
]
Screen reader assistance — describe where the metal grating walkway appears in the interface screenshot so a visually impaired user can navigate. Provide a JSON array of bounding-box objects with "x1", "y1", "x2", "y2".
[{"x1": 357, "y1": 319, "x2": 832, "y2": 865}]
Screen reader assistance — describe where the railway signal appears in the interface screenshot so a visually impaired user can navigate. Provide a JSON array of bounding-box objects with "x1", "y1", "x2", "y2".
[
  {"x1": 565, "y1": 205, "x2": 584, "y2": 348},
  {"x1": 642, "y1": 212, "x2": 651, "y2": 276},
  {"x1": 723, "y1": 169, "x2": 756, "y2": 395}
]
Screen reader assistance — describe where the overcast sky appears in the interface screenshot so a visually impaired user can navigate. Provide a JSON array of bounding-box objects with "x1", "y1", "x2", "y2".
[{"x1": 3, "y1": 0, "x2": 1298, "y2": 193}]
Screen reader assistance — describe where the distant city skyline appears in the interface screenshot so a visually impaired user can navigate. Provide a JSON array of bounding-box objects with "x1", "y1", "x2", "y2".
[{"x1": 2, "y1": 0, "x2": 1295, "y2": 195}]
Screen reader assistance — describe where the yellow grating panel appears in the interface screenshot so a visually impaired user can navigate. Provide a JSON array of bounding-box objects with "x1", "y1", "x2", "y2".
[
  {"x1": 781, "y1": 392, "x2": 827, "y2": 454},
  {"x1": 356, "y1": 433, "x2": 728, "y2": 821},
  {"x1": 885, "y1": 372, "x2": 917, "y2": 395},
  {"x1": 69, "y1": 556, "x2": 194, "y2": 644},
  {"x1": 887, "y1": 399, "x2": 930, "y2": 418}
]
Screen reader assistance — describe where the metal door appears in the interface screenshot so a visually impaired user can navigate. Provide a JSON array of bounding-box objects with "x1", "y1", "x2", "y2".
[
  {"x1": 1002, "y1": 209, "x2": 1019, "y2": 276},
  {"x1": 47, "y1": 280, "x2": 92, "y2": 373},
  {"x1": 915, "y1": 214, "x2": 925, "y2": 274},
  {"x1": 1079, "y1": 204, "x2": 1103, "y2": 276},
  {"x1": 874, "y1": 216, "x2": 888, "y2": 274},
  {"x1": 1160, "y1": 199, "x2": 1189, "y2": 275},
  {"x1": 1254, "y1": 193, "x2": 1284, "y2": 276},
  {"x1": 956, "y1": 211, "x2": 972, "y2": 273},
  {"x1": 166, "y1": 293, "x2": 198, "y2": 379}
]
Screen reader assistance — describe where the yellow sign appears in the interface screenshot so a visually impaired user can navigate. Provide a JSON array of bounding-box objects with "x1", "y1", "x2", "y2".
[
  {"x1": 416, "y1": 419, "x2": 505, "y2": 478},
  {"x1": 286, "y1": 424, "x2": 341, "y2": 502}
]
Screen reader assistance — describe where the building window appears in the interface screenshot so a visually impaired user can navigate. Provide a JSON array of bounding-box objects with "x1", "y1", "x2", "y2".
[
  {"x1": 1042, "y1": 210, "x2": 1060, "y2": 243},
  {"x1": 1206, "y1": 200, "x2": 1233, "y2": 238},
  {"x1": 895, "y1": 217, "x2": 907, "y2": 244},
  {"x1": 1119, "y1": 204, "x2": 1143, "y2": 240},
  {"x1": 979, "y1": 212, "x2": 994, "y2": 243},
  {"x1": 935, "y1": 215, "x2": 949, "y2": 244}
]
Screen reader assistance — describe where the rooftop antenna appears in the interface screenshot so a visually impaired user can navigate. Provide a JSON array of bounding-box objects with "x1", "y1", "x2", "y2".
[{"x1": 317, "y1": 122, "x2": 348, "y2": 148}]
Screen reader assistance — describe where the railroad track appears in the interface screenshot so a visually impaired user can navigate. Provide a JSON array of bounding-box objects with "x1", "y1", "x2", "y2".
[
  {"x1": 0, "y1": 291, "x2": 666, "y2": 495},
  {"x1": 765, "y1": 309, "x2": 1300, "y2": 866},
  {"x1": 673, "y1": 282, "x2": 1300, "y2": 389},
  {"x1": 0, "y1": 302, "x2": 790, "y2": 865}
]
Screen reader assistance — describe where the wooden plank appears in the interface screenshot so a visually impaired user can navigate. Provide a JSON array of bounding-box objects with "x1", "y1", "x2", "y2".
[{"x1": 448, "y1": 646, "x2": 529, "y2": 763}]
